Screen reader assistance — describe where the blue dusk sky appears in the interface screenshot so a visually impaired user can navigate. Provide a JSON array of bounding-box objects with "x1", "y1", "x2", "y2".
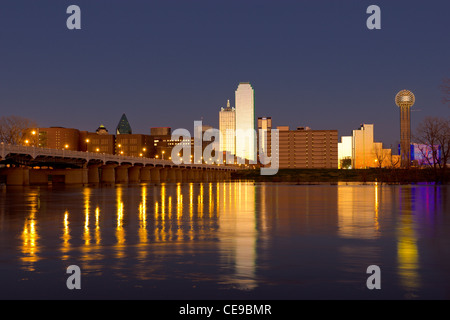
[{"x1": 0, "y1": 0, "x2": 449, "y2": 149}]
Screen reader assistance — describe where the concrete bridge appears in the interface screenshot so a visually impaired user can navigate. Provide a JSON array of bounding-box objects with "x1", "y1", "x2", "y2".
[{"x1": 0, "y1": 143, "x2": 237, "y2": 186}]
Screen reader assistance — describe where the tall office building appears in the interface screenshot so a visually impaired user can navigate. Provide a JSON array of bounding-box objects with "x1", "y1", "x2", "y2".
[
  {"x1": 235, "y1": 82, "x2": 256, "y2": 162},
  {"x1": 267, "y1": 126, "x2": 338, "y2": 169},
  {"x1": 257, "y1": 117, "x2": 272, "y2": 158},
  {"x1": 219, "y1": 99, "x2": 236, "y2": 155}
]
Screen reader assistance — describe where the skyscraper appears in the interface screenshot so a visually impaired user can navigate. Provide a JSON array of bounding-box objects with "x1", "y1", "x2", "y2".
[
  {"x1": 395, "y1": 90, "x2": 415, "y2": 168},
  {"x1": 116, "y1": 113, "x2": 132, "y2": 135},
  {"x1": 219, "y1": 99, "x2": 236, "y2": 155},
  {"x1": 235, "y1": 82, "x2": 256, "y2": 162},
  {"x1": 257, "y1": 117, "x2": 272, "y2": 158}
]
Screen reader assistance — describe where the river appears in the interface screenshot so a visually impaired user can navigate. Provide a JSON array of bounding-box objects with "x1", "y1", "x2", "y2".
[{"x1": 0, "y1": 181, "x2": 449, "y2": 299}]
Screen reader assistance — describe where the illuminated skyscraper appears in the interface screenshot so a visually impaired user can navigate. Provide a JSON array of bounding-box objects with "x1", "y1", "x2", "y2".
[
  {"x1": 235, "y1": 82, "x2": 256, "y2": 162},
  {"x1": 219, "y1": 99, "x2": 236, "y2": 155},
  {"x1": 116, "y1": 113, "x2": 132, "y2": 135},
  {"x1": 395, "y1": 90, "x2": 415, "y2": 168},
  {"x1": 257, "y1": 117, "x2": 272, "y2": 158}
]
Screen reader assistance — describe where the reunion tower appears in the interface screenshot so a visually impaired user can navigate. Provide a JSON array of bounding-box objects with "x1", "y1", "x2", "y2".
[{"x1": 395, "y1": 89, "x2": 415, "y2": 168}]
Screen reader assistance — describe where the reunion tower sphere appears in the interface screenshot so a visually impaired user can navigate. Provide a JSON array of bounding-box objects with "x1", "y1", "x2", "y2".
[{"x1": 395, "y1": 89, "x2": 415, "y2": 108}]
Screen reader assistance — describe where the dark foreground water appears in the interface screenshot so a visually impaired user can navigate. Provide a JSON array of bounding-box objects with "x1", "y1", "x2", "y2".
[{"x1": 0, "y1": 181, "x2": 449, "y2": 300}]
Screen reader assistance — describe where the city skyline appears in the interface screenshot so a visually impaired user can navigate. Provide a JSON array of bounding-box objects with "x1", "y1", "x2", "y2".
[{"x1": 0, "y1": 1, "x2": 448, "y2": 150}]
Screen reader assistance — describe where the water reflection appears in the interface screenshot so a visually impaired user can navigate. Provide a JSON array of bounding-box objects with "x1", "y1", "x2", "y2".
[
  {"x1": 218, "y1": 182, "x2": 257, "y2": 290},
  {"x1": 3, "y1": 182, "x2": 448, "y2": 299},
  {"x1": 116, "y1": 186, "x2": 125, "y2": 259},
  {"x1": 61, "y1": 210, "x2": 70, "y2": 260},
  {"x1": 397, "y1": 187, "x2": 420, "y2": 296},
  {"x1": 338, "y1": 183, "x2": 381, "y2": 239},
  {"x1": 21, "y1": 190, "x2": 40, "y2": 271}
]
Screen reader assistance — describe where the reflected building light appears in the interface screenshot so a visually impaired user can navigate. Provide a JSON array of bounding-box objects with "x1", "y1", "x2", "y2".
[
  {"x1": 139, "y1": 186, "x2": 148, "y2": 245},
  {"x1": 176, "y1": 185, "x2": 183, "y2": 240},
  {"x1": 397, "y1": 188, "x2": 420, "y2": 293},
  {"x1": 176, "y1": 184, "x2": 183, "y2": 220},
  {"x1": 374, "y1": 183, "x2": 380, "y2": 231},
  {"x1": 154, "y1": 201, "x2": 159, "y2": 241},
  {"x1": 209, "y1": 183, "x2": 214, "y2": 217},
  {"x1": 161, "y1": 185, "x2": 166, "y2": 220},
  {"x1": 61, "y1": 210, "x2": 70, "y2": 260},
  {"x1": 189, "y1": 183, "x2": 195, "y2": 240},
  {"x1": 168, "y1": 196, "x2": 172, "y2": 220},
  {"x1": 84, "y1": 188, "x2": 91, "y2": 246},
  {"x1": 189, "y1": 183, "x2": 194, "y2": 219},
  {"x1": 21, "y1": 191, "x2": 40, "y2": 271},
  {"x1": 115, "y1": 187, "x2": 125, "y2": 258},
  {"x1": 338, "y1": 186, "x2": 380, "y2": 239},
  {"x1": 198, "y1": 183, "x2": 204, "y2": 218},
  {"x1": 218, "y1": 182, "x2": 258, "y2": 290},
  {"x1": 95, "y1": 207, "x2": 101, "y2": 245}
]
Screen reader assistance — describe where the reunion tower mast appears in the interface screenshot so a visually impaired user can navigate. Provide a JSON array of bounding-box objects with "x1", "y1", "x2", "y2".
[{"x1": 395, "y1": 89, "x2": 415, "y2": 168}]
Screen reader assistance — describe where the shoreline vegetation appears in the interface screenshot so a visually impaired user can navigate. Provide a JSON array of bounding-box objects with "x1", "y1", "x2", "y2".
[{"x1": 231, "y1": 168, "x2": 450, "y2": 184}]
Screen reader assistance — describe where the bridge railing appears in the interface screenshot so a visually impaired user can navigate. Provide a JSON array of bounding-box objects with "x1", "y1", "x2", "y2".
[{"x1": 0, "y1": 142, "x2": 238, "y2": 170}]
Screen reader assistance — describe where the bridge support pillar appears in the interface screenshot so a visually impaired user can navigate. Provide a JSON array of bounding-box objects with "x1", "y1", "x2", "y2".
[
  {"x1": 1, "y1": 167, "x2": 29, "y2": 186},
  {"x1": 194, "y1": 169, "x2": 202, "y2": 182},
  {"x1": 167, "y1": 168, "x2": 176, "y2": 183},
  {"x1": 186, "y1": 169, "x2": 195, "y2": 182},
  {"x1": 88, "y1": 165, "x2": 101, "y2": 184},
  {"x1": 140, "y1": 166, "x2": 151, "y2": 182},
  {"x1": 181, "y1": 169, "x2": 187, "y2": 182},
  {"x1": 115, "y1": 164, "x2": 131, "y2": 184},
  {"x1": 101, "y1": 164, "x2": 117, "y2": 184},
  {"x1": 128, "y1": 166, "x2": 141, "y2": 183},
  {"x1": 202, "y1": 170, "x2": 209, "y2": 182},
  {"x1": 151, "y1": 167, "x2": 161, "y2": 183},
  {"x1": 175, "y1": 168, "x2": 183, "y2": 183}
]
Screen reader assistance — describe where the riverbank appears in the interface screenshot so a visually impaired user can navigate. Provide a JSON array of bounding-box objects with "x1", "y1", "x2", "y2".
[{"x1": 231, "y1": 168, "x2": 449, "y2": 184}]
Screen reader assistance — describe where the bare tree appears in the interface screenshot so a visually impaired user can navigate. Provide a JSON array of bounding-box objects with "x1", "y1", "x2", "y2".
[
  {"x1": 0, "y1": 115, "x2": 38, "y2": 145},
  {"x1": 414, "y1": 116, "x2": 450, "y2": 181}
]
